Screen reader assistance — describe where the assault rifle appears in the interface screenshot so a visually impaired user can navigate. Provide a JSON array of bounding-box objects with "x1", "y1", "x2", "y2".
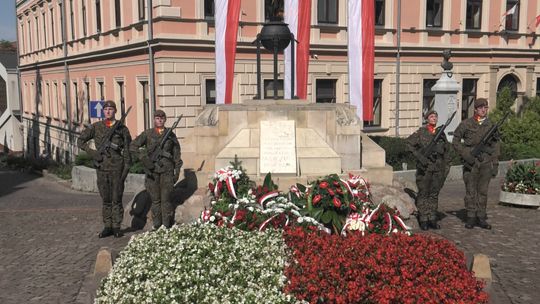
[
  {"x1": 421, "y1": 110, "x2": 457, "y2": 164},
  {"x1": 142, "y1": 115, "x2": 183, "y2": 176},
  {"x1": 465, "y1": 111, "x2": 511, "y2": 169},
  {"x1": 94, "y1": 106, "x2": 132, "y2": 169}
]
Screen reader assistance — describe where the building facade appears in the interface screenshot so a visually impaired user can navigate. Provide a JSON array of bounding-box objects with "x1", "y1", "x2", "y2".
[
  {"x1": 16, "y1": 0, "x2": 540, "y2": 163},
  {"x1": 0, "y1": 52, "x2": 23, "y2": 152}
]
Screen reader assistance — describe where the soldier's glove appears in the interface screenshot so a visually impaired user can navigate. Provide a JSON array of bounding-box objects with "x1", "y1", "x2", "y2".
[
  {"x1": 484, "y1": 145, "x2": 496, "y2": 155},
  {"x1": 491, "y1": 163, "x2": 499, "y2": 177}
]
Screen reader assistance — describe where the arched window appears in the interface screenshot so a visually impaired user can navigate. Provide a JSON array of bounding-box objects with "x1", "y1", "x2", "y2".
[{"x1": 497, "y1": 74, "x2": 518, "y2": 99}]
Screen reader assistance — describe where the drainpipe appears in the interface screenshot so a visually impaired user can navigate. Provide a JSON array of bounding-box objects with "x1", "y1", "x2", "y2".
[
  {"x1": 147, "y1": 0, "x2": 156, "y2": 117},
  {"x1": 395, "y1": 0, "x2": 401, "y2": 137},
  {"x1": 60, "y1": 0, "x2": 73, "y2": 161}
]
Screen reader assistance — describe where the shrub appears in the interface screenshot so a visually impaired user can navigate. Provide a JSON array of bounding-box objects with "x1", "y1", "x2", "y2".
[
  {"x1": 48, "y1": 164, "x2": 73, "y2": 180},
  {"x1": 502, "y1": 160, "x2": 540, "y2": 194},
  {"x1": 283, "y1": 227, "x2": 488, "y2": 304},
  {"x1": 369, "y1": 136, "x2": 416, "y2": 170}
]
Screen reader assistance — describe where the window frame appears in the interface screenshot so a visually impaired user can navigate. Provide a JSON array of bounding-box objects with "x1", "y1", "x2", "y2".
[
  {"x1": 465, "y1": 0, "x2": 482, "y2": 30},
  {"x1": 263, "y1": 79, "x2": 285, "y2": 99},
  {"x1": 461, "y1": 78, "x2": 478, "y2": 120},
  {"x1": 375, "y1": 0, "x2": 385, "y2": 27},
  {"x1": 96, "y1": 0, "x2": 102, "y2": 33},
  {"x1": 317, "y1": 0, "x2": 338, "y2": 25},
  {"x1": 205, "y1": 79, "x2": 216, "y2": 105},
  {"x1": 315, "y1": 79, "x2": 338, "y2": 104},
  {"x1": 204, "y1": 0, "x2": 215, "y2": 20},
  {"x1": 425, "y1": 0, "x2": 443, "y2": 28},
  {"x1": 364, "y1": 79, "x2": 383, "y2": 127},
  {"x1": 504, "y1": 0, "x2": 519, "y2": 32},
  {"x1": 422, "y1": 79, "x2": 438, "y2": 122}
]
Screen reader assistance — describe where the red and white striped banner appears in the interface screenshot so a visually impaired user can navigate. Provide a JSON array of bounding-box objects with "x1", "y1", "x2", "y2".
[
  {"x1": 284, "y1": 0, "x2": 311, "y2": 99},
  {"x1": 215, "y1": 0, "x2": 241, "y2": 104},
  {"x1": 348, "y1": 0, "x2": 375, "y2": 121}
]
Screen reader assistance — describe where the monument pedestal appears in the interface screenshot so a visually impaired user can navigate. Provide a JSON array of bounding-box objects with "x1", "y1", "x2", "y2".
[{"x1": 182, "y1": 100, "x2": 391, "y2": 188}]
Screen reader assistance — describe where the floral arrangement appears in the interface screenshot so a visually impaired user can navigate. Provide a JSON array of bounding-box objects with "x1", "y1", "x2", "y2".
[
  {"x1": 283, "y1": 227, "x2": 488, "y2": 304},
  {"x1": 95, "y1": 225, "x2": 304, "y2": 304},
  {"x1": 502, "y1": 161, "x2": 540, "y2": 195},
  {"x1": 203, "y1": 160, "x2": 411, "y2": 236}
]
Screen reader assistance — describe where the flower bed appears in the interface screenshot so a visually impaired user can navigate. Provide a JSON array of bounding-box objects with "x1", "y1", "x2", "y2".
[
  {"x1": 502, "y1": 161, "x2": 540, "y2": 195},
  {"x1": 95, "y1": 225, "x2": 300, "y2": 304}
]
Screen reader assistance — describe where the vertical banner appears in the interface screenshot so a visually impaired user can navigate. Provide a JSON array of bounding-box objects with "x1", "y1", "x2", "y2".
[
  {"x1": 284, "y1": 0, "x2": 311, "y2": 99},
  {"x1": 215, "y1": 0, "x2": 241, "y2": 104},
  {"x1": 348, "y1": 0, "x2": 375, "y2": 121}
]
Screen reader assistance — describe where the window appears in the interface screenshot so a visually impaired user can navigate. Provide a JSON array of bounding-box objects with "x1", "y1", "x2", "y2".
[
  {"x1": 70, "y1": 0, "x2": 75, "y2": 40},
  {"x1": 140, "y1": 81, "x2": 150, "y2": 129},
  {"x1": 20, "y1": 22, "x2": 25, "y2": 53},
  {"x1": 138, "y1": 0, "x2": 145, "y2": 21},
  {"x1": 504, "y1": 0, "x2": 519, "y2": 31},
  {"x1": 27, "y1": 20, "x2": 31, "y2": 52},
  {"x1": 375, "y1": 0, "x2": 385, "y2": 26},
  {"x1": 537, "y1": 78, "x2": 540, "y2": 97},
  {"x1": 204, "y1": 0, "x2": 215, "y2": 20},
  {"x1": 264, "y1": 79, "x2": 284, "y2": 99},
  {"x1": 466, "y1": 0, "x2": 482, "y2": 30},
  {"x1": 316, "y1": 79, "x2": 337, "y2": 103},
  {"x1": 97, "y1": 81, "x2": 104, "y2": 100},
  {"x1": 461, "y1": 79, "x2": 477, "y2": 120},
  {"x1": 116, "y1": 81, "x2": 125, "y2": 115},
  {"x1": 426, "y1": 0, "x2": 443, "y2": 28},
  {"x1": 205, "y1": 79, "x2": 216, "y2": 104},
  {"x1": 96, "y1": 0, "x2": 102, "y2": 33},
  {"x1": 35, "y1": 17, "x2": 39, "y2": 50},
  {"x1": 364, "y1": 79, "x2": 382, "y2": 127},
  {"x1": 422, "y1": 79, "x2": 437, "y2": 120},
  {"x1": 265, "y1": 0, "x2": 284, "y2": 22},
  {"x1": 0, "y1": 77, "x2": 6, "y2": 114},
  {"x1": 85, "y1": 81, "x2": 90, "y2": 123},
  {"x1": 50, "y1": 8, "x2": 55, "y2": 45},
  {"x1": 73, "y1": 82, "x2": 79, "y2": 121},
  {"x1": 318, "y1": 0, "x2": 338, "y2": 24},
  {"x1": 42, "y1": 13, "x2": 47, "y2": 46},
  {"x1": 115, "y1": 0, "x2": 121, "y2": 28},
  {"x1": 82, "y1": 0, "x2": 87, "y2": 36}
]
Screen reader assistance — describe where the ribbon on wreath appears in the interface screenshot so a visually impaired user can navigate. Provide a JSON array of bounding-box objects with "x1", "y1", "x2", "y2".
[
  {"x1": 259, "y1": 191, "x2": 280, "y2": 208},
  {"x1": 226, "y1": 176, "x2": 237, "y2": 199}
]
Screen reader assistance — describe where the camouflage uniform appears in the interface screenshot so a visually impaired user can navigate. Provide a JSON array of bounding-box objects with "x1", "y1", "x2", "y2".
[
  {"x1": 130, "y1": 121, "x2": 182, "y2": 229},
  {"x1": 77, "y1": 118, "x2": 132, "y2": 232},
  {"x1": 407, "y1": 123, "x2": 452, "y2": 228},
  {"x1": 452, "y1": 113, "x2": 500, "y2": 227}
]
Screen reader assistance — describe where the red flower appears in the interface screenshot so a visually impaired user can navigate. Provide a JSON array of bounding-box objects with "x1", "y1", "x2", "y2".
[
  {"x1": 319, "y1": 181, "x2": 329, "y2": 189},
  {"x1": 208, "y1": 183, "x2": 215, "y2": 192},
  {"x1": 333, "y1": 197, "x2": 342, "y2": 208},
  {"x1": 350, "y1": 203, "x2": 357, "y2": 211},
  {"x1": 312, "y1": 194, "x2": 322, "y2": 205},
  {"x1": 327, "y1": 188, "x2": 335, "y2": 196}
]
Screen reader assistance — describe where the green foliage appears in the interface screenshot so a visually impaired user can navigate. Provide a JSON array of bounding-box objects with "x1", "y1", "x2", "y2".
[
  {"x1": 496, "y1": 86, "x2": 515, "y2": 114},
  {"x1": 48, "y1": 164, "x2": 73, "y2": 180},
  {"x1": 369, "y1": 136, "x2": 416, "y2": 170},
  {"x1": 502, "y1": 161, "x2": 540, "y2": 194}
]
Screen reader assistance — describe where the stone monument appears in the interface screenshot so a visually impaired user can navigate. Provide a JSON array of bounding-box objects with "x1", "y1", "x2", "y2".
[{"x1": 431, "y1": 49, "x2": 461, "y2": 141}]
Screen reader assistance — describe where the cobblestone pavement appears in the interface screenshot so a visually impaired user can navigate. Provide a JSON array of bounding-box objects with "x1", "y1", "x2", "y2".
[
  {"x1": 0, "y1": 169, "x2": 133, "y2": 304},
  {"x1": 1, "y1": 169, "x2": 537, "y2": 303},
  {"x1": 431, "y1": 177, "x2": 539, "y2": 304}
]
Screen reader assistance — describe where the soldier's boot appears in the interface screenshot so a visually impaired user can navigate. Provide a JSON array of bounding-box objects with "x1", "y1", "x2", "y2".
[
  {"x1": 419, "y1": 221, "x2": 429, "y2": 231},
  {"x1": 98, "y1": 227, "x2": 114, "y2": 238},
  {"x1": 113, "y1": 228, "x2": 124, "y2": 238},
  {"x1": 465, "y1": 217, "x2": 476, "y2": 229},
  {"x1": 428, "y1": 220, "x2": 441, "y2": 230},
  {"x1": 477, "y1": 218, "x2": 492, "y2": 230}
]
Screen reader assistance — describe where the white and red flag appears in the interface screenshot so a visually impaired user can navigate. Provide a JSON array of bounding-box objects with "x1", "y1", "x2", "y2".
[
  {"x1": 502, "y1": 4, "x2": 517, "y2": 18},
  {"x1": 284, "y1": 0, "x2": 311, "y2": 99},
  {"x1": 535, "y1": 14, "x2": 540, "y2": 28},
  {"x1": 348, "y1": 0, "x2": 375, "y2": 121},
  {"x1": 215, "y1": 0, "x2": 241, "y2": 104}
]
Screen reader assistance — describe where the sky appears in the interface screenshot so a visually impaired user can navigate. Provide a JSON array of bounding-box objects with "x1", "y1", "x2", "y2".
[{"x1": 0, "y1": 0, "x2": 17, "y2": 41}]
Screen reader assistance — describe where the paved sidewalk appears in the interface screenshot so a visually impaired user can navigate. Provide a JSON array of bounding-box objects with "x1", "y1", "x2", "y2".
[
  {"x1": 431, "y1": 177, "x2": 539, "y2": 304},
  {"x1": 0, "y1": 169, "x2": 133, "y2": 304}
]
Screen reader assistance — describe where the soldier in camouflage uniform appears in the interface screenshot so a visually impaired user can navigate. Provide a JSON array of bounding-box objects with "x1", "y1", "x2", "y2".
[
  {"x1": 407, "y1": 110, "x2": 452, "y2": 231},
  {"x1": 130, "y1": 110, "x2": 183, "y2": 229},
  {"x1": 452, "y1": 98, "x2": 500, "y2": 230},
  {"x1": 77, "y1": 101, "x2": 132, "y2": 238}
]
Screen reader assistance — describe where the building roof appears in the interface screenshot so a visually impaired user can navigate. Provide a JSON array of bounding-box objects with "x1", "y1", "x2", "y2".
[{"x1": 0, "y1": 52, "x2": 18, "y2": 69}]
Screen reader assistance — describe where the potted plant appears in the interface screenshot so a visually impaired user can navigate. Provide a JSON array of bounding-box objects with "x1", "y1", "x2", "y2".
[{"x1": 500, "y1": 161, "x2": 540, "y2": 207}]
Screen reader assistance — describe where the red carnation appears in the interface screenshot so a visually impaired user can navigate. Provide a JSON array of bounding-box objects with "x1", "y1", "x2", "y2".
[
  {"x1": 333, "y1": 197, "x2": 342, "y2": 208},
  {"x1": 319, "y1": 181, "x2": 329, "y2": 189},
  {"x1": 313, "y1": 194, "x2": 322, "y2": 205},
  {"x1": 327, "y1": 188, "x2": 335, "y2": 196},
  {"x1": 350, "y1": 203, "x2": 357, "y2": 211},
  {"x1": 208, "y1": 183, "x2": 215, "y2": 192}
]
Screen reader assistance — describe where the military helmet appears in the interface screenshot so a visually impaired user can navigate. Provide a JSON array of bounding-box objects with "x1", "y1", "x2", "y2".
[
  {"x1": 474, "y1": 98, "x2": 488, "y2": 108},
  {"x1": 103, "y1": 100, "x2": 117, "y2": 110},
  {"x1": 154, "y1": 109, "x2": 166, "y2": 118},
  {"x1": 424, "y1": 109, "x2": 438, "y2": 119}
]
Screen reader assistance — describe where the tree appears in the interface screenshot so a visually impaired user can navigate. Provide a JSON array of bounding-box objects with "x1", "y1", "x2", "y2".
[{"x1": 0, "y1": 40, "x2": 16, "y2": 52}]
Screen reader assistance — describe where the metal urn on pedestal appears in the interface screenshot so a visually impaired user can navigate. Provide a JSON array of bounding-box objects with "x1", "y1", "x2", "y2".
[{"x1": 254, "y1": 22, "x2": 296, "y2": 99}]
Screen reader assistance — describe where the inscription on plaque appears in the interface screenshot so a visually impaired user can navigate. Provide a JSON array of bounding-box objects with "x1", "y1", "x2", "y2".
[{"x1": 259, "y1": 120, "x2": 297, "y2": 174}]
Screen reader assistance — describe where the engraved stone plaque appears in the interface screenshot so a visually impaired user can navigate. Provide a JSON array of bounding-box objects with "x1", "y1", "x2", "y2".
[{"x1": 259, "y1": 120, "x2": 297, "y2": 174}]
